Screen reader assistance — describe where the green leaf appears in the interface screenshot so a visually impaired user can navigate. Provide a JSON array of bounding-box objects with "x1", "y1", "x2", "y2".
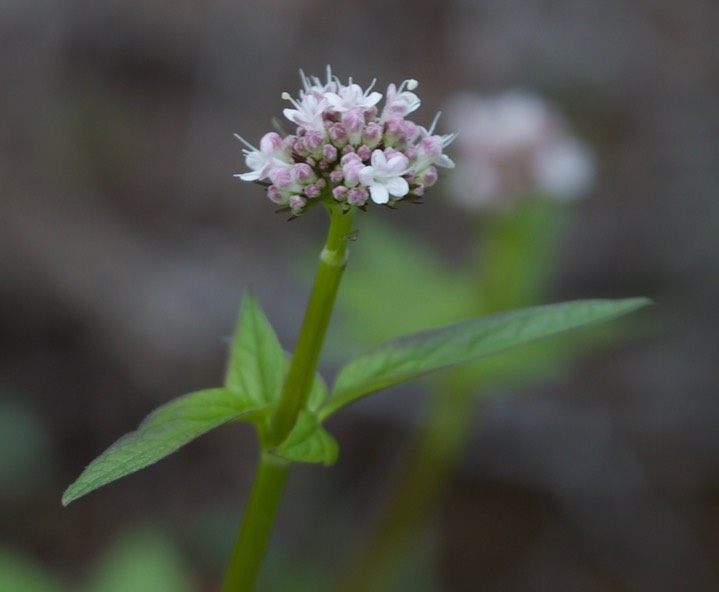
[
  {"x1": 323, "y1": 298, "x2": 650, "y2": 418},
  {"x1": 0, "y1": 547, "x2": 66, "y2": 592},
  {"x1": 225, "y1": 292, "x2": 287, "y2": 406},
  {"x1": 87, "y1": 527, "x2": 195, "y2": 592},
  {"x1": 274, "y1": 411, "x2": 338, "y2": 465},
  {"x1": 63, "y1": 388, "x2": 261, "y2": 505}
]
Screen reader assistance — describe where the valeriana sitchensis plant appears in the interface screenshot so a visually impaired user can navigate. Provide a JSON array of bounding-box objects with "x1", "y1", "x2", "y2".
[{"x1": 63, "y1": 69, "x2": 648, "y2": 592}]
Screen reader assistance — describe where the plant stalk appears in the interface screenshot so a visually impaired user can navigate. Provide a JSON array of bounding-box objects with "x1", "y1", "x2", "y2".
[
  {"x1": 222, "y1": 201, "x2": 356, "y2": 591},
  {"x1": 268, "y1": 202, "x2": 356, "y2": 448},
  {"x1": 221, "y1": 452, "x2": 292, "y2": 592}
]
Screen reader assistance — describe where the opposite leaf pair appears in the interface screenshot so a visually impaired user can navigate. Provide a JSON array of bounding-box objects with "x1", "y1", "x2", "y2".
[{"x1": 63, "y1": 294, "x2": 649, "y2": 506}]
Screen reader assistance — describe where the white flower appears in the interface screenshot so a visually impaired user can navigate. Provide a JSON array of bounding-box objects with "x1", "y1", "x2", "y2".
[
  {"x1": 282, "y1": 92, "x2": 327, "y2": 134},
  {"x1": 325, "y1": 83, "x2": 382, "y2": 114},
  {"x1": 380, "y1": 79, "x2": 421, "y2": 122},
  {"x1": 235, "y1": 132, "x2": 290, "y2": 181},
  {"x1": 358, "y1": 149, "x2": 410, "y2": 204},
  {"x1": 533, "y1": 138, "x2": 595, "y2": 200},
  {"x1": 445, "y1": 91, "x2": 594, "y2": 209}
]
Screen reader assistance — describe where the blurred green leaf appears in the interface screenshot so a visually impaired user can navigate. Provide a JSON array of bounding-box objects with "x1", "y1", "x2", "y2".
[
  {"x1": 323, "y1": 298, "x2": 650, "y2": 417},
  {"x1": 0, "y1": 395, "x2": 54, "y2": 501},
  {"x1": 0, "y1": 548, "x2": 66, "y2": 592},
  {"x1": 62, "y1": 388, "x2": 262, "y2": 505},
  {"x1": 329, "y1": 221, "x2": 476, "y2": 353},
  {"x1": 87, "y1": 527, "x2": 194, "y2": 592}
]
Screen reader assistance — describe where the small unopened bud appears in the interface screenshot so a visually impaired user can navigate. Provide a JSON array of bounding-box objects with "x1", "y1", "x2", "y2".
[
  {"x1": 304, "y1": 130, "x2": 324, "y2": 156},
  {"x1": 304, "y1": 184, "x2": 321, "y2": 198},
  {"x1": 293, "y1": 163, "x2": 315, "y2": 183},
  {"x1": 288, "y1": 194, "x2": 307, "y2": 211},
  {"x1": 347, "y1": 187, "x2": 369, "y2": 206},
  {"x1": 267, "y1": 185, "x2": 287, "y2": 205},
  {"x1": 323, "y1": 144, "x2": 338, "y2": 162},
  {"x1": 332, "y1": 186, "x2": 348, "y2": 201},
  {"x1": 329, "y1": 124, "x2": 349, "y2": 147},
  {"x1": 362, "y1": 122, "x2": 383, "y2": 148},
  {"x1": 329, "y1": 168, "x2": 344, "y2": 184},
  {"x1": 356, "y1": 145, "x2": 372, "y2": 161}
]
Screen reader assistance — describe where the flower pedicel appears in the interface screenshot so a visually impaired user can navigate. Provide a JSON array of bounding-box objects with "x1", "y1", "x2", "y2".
[{"x1": 236, "y1": 67, "x2": 456, "y2": 215}]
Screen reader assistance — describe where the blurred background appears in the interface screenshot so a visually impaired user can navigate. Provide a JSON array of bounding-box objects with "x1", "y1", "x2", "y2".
[{"x1": 1, "y1": 0, "x2": 718, "y2": 590}]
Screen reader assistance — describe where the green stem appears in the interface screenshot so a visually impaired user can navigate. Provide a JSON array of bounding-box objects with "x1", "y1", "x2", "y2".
[
  {"x1": 268, "y1": 202, "x2": 356, "y2": 448},
  {"x1": 221, "y1": 452, "x2": 292, "y2": 592},
  {"x1": 222, "y1": 202, "x2": 356, "y2": 591},
  {"x1": 341, "y1": 376, "x2": 475, "y2": 592}
]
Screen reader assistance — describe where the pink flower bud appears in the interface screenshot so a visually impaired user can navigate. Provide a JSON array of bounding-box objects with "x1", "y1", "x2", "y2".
[
  {"x1": 288, "y1": 194, "x2": 307, "y2": 211},
  {"x1": 323, "y1": 144, "x2": 338, "y2": 162},
  {"x1": 342, "y1": 108, "x2": 366, "y2": 145},
  {"x1": 304, "y1": 184, "x2": 321, "y2": 198},
  {"x1": 362, "y1": 122, "x2": 383, "y2": 148},
  {"x1": 293, "y1": 163, "x2": 316, "y2": 184},
  {"x1": 332, "y1": 186, "x2": 348, "y2": 201},
  {"x1": 329, "y1": 168, "x2": 344, "y2": 184},
  {"x1": 341, "y1": 152, "x2": 364, "y2": 186},
  {"x1": 348, "y1": 187, "x2": 369, "y2": 205},
  {"x1": 329, "y1": 124, "x2": 348, "y2": 147},
  {"x1": 267, "y1": 185, "x2": 287, "y2": 204},
  {"x1": 304, "y1": 130, "x2": 324, "y2": 155},
  {"x1": 356, "y1": 145, "x2": 372, "y2": 161}
]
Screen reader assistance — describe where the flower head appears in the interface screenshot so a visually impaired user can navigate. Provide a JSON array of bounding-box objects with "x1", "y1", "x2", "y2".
[
  {"x1": 444, "y1": 91, "x2": 594, "y2": 211},
  {"x1": 236, "y1": 67, "x2": 455, "y2": 215}
]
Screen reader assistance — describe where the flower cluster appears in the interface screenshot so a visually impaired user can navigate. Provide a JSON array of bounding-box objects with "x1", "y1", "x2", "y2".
[
  {"x1": 236, "y1": 67, "x2": 455, "y2": 215},
  {"x1": 444, "y1": 92, "x2": 595, "y2": 211}
]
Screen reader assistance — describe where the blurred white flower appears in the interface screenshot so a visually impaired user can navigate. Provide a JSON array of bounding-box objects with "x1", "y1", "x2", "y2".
[{"x1": 445, "y1": 92, "x2": 595, "y2": 211}]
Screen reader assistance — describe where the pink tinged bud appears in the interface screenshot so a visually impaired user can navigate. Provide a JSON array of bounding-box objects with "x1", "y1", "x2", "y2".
[
  {"x1": 362, "y1": 122, "x2": 383, "y2": 148},
  {"x1": 294, "y1": 138, "x2": 308, "y2": 156},
  {"x1": 347, "y1": 187, "x2": 369, "y2": 206},
  {"x1": 329, "y1": 168, "x2": 344, "y2": 184},
  {"x1": 329, "y1": 124, "x2": 348, "y2": 147},
  {"x1": 383, "y1": 117, "x2": 405, "y2": 147},
  {"x1": 288, "y1": 194, "x2": 307, "y2": 211},
  {"x1": 356, "y1": 145, "x2": 372, "y2": 161},
  {"x1": 261, "y1": 132, "x2": 284, "y2": 153},
  {"x1": 322, "y1": 144, "x2": 338, "y2": 162},
  {"x1": 341, "y1": 145, "x2": 355, "y2": 156},
  {"x1": 402, "y1": 120, "x2": 421, "y2": 143},
  {"x1": 332, "y1": 186, "x2": 348, "y2": 201},
  {"x1": 267, "y1": 185, "x2": 287, "y2": 205},
  {"x1": 341, "y1": 152, "x2": 364, "y2": 186},
  {"x1": 414, "y1": 135, "x2": 455, "y2": 171},
  {"x1": 419, "y1": 165, "x2": 438, "y2": 186},
  {"x1": 270, "y1": 166, "x2": 299, "y2": 191},
  {"x1": 304, "y1": 130, "x2": 324, "y2": 155},
  {"x1": 293, "y1": 163, "x2": 315, "y2": 183},
  {"x1": 411, "y1": 184, "x2": 425, "y2": 197},
  {"x1": 282, "y1": 136, "x2": 297, "y2": 152},
  {"x1": 342, "y1": 108, "x2": 365, "y2": 145},
  {"x1": 304, "y1": 184, "x2": 321, "y2": 198},
  {"x1": 405, "y1": 145, "x2": 418, "y2": 161},
  {"x1": 316, "y1": 177, "x2": 327, "y2": 188}
]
